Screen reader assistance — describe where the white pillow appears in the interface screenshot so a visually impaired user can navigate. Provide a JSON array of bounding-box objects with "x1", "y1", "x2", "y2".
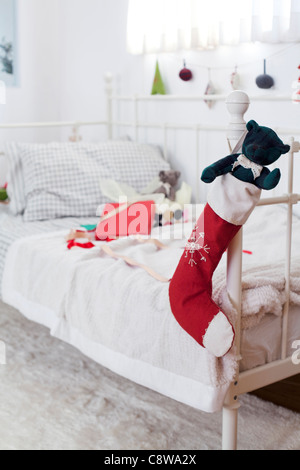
[
  {"x1": 4, "y1": 138, "x2": 132, "y2": 215},
  {"x1": 20, "y1": 141, "x2": 170, "y2": 221},
  {"x1": 0, "y1": 152, "x2": 8, "y2": 187},
  {"x1": 5, "y1": 142, "x2": 27, "y2": 215}
]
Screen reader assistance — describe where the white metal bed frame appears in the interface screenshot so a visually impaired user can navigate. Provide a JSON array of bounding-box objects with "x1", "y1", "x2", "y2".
[{"x1": 0, "y1": 74, "x2": 300, "y2": 450}]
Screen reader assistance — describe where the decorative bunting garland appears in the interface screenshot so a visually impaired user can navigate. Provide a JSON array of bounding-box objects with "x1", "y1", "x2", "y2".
[
  {"x1": 150, "y1": 44, "x2": 299, "y2": 105},
  {"x1": 204, "y1": 68, "x2": 216, "y2": 109},
  {"x1": 292, "y1": 65, "x2": 300, "y2": 104},
  {"x1": 173, "y1": 43, "x2": 296, "y2": 73},
  {"x1": 166, "y1": 43, "x2": 297, "y2": 93},
  {"x1": 255, "y1": 58, "x2": 274, "y2": 89},
  {"x1": 179, "y1": 60, "x2": 193, "y2": 81},
  {"x1": 230, "y1": 66, "x2": 240, "y2": 90},
  {"x1": 151, "y1": 60, "x2": 166, "y2": 95}
]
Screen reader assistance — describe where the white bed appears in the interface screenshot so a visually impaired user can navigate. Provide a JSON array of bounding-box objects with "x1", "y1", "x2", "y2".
[
  {"x1": 1, "y1": 203, "x2": 299, "y2": 411},
  {"x1": 0, "y1": 83, "x2": 300, "y2": 450}
]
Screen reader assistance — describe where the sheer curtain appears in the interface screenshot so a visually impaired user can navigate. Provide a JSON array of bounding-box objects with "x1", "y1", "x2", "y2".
[{"x1": 127, "y1": 0, "x2": 300, "y2": 54}]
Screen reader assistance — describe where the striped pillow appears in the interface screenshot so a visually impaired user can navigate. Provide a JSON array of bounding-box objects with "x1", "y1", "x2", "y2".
[
  {"x1": 5, "y1": 142, "x2": 27, "y2": 215},
  {"x1": 18, "y1": 141, "x2": 170, "y2": 221},
  {"x1": 4, "y1": 138, "x2": 131, "y2": 216}
]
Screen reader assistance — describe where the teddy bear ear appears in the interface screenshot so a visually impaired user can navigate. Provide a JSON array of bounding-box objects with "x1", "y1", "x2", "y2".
[
  {"x1": 159, "y1": 170, "x2": 166, "y2": 177},
  {"x1": 246, "y1": 120, "x2": 259, "y2": 132},
  {"x1": 281, "y1": 144, "x2": 290, "y2": 155},
  {"x1": 175, "y1": 171, "x2": 181, "y2": 178}
]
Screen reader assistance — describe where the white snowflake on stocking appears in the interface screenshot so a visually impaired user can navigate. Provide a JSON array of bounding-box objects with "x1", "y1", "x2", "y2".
[{"x1": 185, "y1": 227, "x2": 210, "y2": 267}]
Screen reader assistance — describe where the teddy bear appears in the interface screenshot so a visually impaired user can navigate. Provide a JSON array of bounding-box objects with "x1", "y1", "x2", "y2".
[
  {"x1": 153, "y1": 170, "x2": 181, "y2": 201},
  {"x1": 201, "y1": 119, "x2": 290, "y2": 190},
  {"x1": 169, "y1": 120, "x2": 290, "y2": 358}
]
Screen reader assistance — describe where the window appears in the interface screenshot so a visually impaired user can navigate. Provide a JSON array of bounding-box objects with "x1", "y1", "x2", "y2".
[{"x1": 127, "y1": 0, "x2": 299, "y2": 54}]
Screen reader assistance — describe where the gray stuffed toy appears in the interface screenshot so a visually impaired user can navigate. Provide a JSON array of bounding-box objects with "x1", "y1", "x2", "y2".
[{"x1": 153, "y1": 170, "x2": 181, "y2": 201}]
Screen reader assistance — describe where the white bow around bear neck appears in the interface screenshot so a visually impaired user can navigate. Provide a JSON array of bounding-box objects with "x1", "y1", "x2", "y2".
[{"x1": 232, "y1": 154, "x2": 264, "y2": 180}]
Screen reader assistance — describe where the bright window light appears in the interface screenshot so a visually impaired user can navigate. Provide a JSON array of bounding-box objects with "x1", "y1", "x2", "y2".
[
  {"x1": 127, "y1": 0, "x2": 297, "y2": 54},
  {"x1": 256, "y1": 0, "x2": 274, "y2": 32}
]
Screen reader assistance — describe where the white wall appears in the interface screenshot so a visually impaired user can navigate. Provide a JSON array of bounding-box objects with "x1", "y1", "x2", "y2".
[
  {"x1": 54, "y1": 0, "x2": 300, "y2": 201},
  {"x1": 0, "y1": 0, "x2": 62, "y2": 183},
  {"x1": 139, "y1": 43, "x2": 300, "y2": 200},
  {"x1": 1, "y1": 0, "x2": 61, "y2": 135},
  {"x1": 1, "y1": 0, "x2": 300, "y2": 200}
]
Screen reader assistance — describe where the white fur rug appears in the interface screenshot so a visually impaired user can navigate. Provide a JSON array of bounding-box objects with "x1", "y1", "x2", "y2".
[{"x1": 0, "y1": 301, "x2": 299, "y2": 451}]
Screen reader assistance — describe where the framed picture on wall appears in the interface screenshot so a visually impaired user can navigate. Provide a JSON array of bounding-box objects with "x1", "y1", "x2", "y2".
[{"x1": 0, "y1": 0, "x2": 18, "y2": 87}]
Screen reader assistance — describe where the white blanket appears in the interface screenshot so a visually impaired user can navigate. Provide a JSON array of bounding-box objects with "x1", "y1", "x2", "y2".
[{"x1": 2, "y1": 205, "x2": 300, "y2": 413}]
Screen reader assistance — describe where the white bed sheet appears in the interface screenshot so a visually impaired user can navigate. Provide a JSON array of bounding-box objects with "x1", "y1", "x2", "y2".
[
  {"x1": 1, "y1": 227, "x2": 237, "y2": 413},
  {"x1": 1, "y1": 205, "x2": 300, "y2": 413}
]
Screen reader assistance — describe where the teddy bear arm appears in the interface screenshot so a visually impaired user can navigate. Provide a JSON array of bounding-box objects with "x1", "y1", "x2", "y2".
[
  {"x1": 169, "y1": 187, "x2": 176, "y2": 201},
  {"x1": 253, "y1": 167, "x2": 269, "y2": 189},
  {"x1": 255, "y1": 167, "x2": 281, "y2": 190},
  {"x1": 257, "y1": 168, "x2": 281, "y2": 191},
  {"x1": 154, "y1": 186, "x2": 168, "y2": 196},
  {"x1": 201, "y1": 154, "x2": 237, "y2": 183}
]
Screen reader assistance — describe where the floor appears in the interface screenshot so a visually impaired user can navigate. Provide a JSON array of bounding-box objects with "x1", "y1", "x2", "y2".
[
  {"x1": 1, "y1": 301, "x2": 300, "y2": 450},
  {"x1": 252, "y1": 374, "x2": 300, "y2": 413}
]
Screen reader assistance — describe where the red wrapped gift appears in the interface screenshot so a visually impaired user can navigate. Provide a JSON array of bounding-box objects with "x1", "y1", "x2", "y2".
[{"x1": 96, "y1": 200, "x2": 156, "y2": 241}]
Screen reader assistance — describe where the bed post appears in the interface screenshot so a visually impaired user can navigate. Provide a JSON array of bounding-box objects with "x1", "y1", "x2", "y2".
[
  {"x1": 105, "y1": 72, "x2": 113, "y2": 140},
  {"x1": 222, "y1": 91, "x2": 250, "y2": 451}
]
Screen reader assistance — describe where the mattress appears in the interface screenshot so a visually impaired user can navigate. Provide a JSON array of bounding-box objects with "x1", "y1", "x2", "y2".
[
  {"x1": 0, "y1": 204, "x2": 299, "y2": 413},
  {"x1": 240, "y1": 305, "x2": 300, "y2": 372},
  {"x1": 0, "y1": 211, "x2": 99, "y2": 289}
]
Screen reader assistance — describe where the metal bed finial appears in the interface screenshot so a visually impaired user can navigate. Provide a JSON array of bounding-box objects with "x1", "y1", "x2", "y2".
[{"x1": 225, "y1": 90, "x2": 250, "y2": 152}]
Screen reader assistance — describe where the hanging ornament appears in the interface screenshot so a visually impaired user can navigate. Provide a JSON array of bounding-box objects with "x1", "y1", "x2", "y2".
[
  {"x1": 256, "y1": 59, "x2": 274, "y2": 89},
  {"x1": 230, "y1": 66, "x2": 240, "y2": 90},
  {"x1": 151, "y1": 60, "x2": 166, "y2": 95},
  {"x1": 204, "y1": 69, "x2": 216, "y2": 109},
  {"x1": 179, "y1": 60, "x2": 193, "y2": 82},
  {"x1": 292, "y1": 65, "x2": 300, "y2": 104}
]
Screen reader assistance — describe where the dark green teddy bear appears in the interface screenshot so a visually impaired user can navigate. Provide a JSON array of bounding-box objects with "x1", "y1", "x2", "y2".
[{"x1": 201, "y1": 120, "x2": 290, "y2": 190}]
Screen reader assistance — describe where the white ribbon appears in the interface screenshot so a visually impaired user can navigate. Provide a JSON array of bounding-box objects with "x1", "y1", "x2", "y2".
[{"x1": 232, "y1": 154, "x2": 263, "y2": 180}]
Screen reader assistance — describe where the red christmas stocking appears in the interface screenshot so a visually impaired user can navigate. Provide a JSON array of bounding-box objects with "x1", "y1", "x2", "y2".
[
  {"x1": 169, "y1": 173, "x2": 261, "y2": 357},
  {"x1": 169, "y1": 203, "x2": 239, "y2": 357}
]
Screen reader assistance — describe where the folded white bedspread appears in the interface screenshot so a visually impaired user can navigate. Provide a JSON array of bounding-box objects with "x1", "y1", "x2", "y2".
[{"x1": 2, "y1": 205, "x2": 300, "y2": 413}]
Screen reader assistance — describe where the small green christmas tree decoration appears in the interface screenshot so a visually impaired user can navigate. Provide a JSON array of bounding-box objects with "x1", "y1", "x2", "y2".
[
  {"x1": 151, "y1": 61, "x2": 166, "y2": 95},
  {"x1": 0, "y1": 187, "x2": 8, "y2": 201}
]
